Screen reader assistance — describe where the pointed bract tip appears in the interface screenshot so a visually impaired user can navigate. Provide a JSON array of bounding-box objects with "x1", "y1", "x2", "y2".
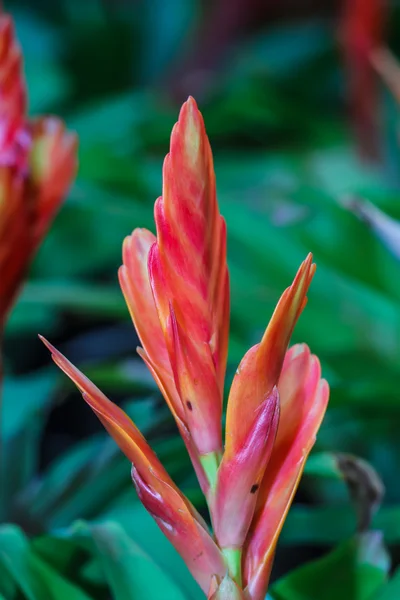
[
  {"x1": 186, "y1": 95, "x2": 198, "y2": 108},
  {"x1": 179, "y1": 95, "x2": 200, "y2": 121},
  {"x1": 318, "y1": 378, "x2": 330, "y2": 403},
  {"x1": 289, "y1": 343, "x2": 308, "y2": 359},
  {"x1": 281, "y1": 253, "x2": 316, "y2": 322},
  {"x1": 38, "y1": 335, "x2": 56, "y2": 355},
  {"x1": 173, "y1": 96, "x2": 204, "y2": 161},
  {"x1": 301, "y1": 252, "x2": 316, "y2": 279},
  {"x1": 122, "y1": 227, "x2": 154, "y2": 264}
]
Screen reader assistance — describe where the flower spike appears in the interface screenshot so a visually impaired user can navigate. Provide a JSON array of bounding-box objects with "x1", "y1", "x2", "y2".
[
  {"x1": 151, "y1": 98, "x2": 229, "y2": 393},
  {"x1": 122, "y1": 97, "x2": 229, "y2": 486},
  {"x1": 42, "y1": 98, "x2": 329, "y2": 599},
  {"x1": 148, "y1": 98, "x2": 229, "y2": 464}
]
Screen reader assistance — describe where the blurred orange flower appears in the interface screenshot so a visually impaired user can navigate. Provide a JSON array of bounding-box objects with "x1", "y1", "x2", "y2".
[{"x1": 0, "y1": 10, "x2": 77, "y2": 330}]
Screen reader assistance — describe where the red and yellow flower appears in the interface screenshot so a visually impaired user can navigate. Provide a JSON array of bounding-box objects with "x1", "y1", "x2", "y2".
[{"x1": 42, "y1": 98, "x2": 328, "y2": 598}]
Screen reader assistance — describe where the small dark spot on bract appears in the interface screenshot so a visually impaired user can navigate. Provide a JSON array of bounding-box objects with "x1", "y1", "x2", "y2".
[
  {"x1": 186, "y1": 401, "x2": 193, "y2": 411},
  {"x1": 250, "y1": 484, "x2": 259, "y2": 494}
]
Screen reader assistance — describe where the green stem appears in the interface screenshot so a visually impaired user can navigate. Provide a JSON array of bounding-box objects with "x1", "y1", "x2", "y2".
[
  {"x1": 200, "y1": 451, "x2": 221, "y2": 493},
  {"x1": 222, "y1": 548, "x2": 242, "y2": 587}
]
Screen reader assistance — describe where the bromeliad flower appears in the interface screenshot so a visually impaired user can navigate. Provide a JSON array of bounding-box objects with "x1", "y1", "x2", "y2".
[
  {"x1": 0, "y1": 9, "x2": 77, "y2": 331},
  {"x1": 41, "y1": 97, "x2": 329, "y2": 598}
]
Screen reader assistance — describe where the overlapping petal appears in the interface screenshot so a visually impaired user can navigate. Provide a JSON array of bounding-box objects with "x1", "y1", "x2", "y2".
[
  {"x1": 119, "y1": 228, "x2": 182, "y2": 419},
  {"x1": 40, "y1": 337, "x2": 225, "y2": 593},
  {"x1": 168, "y1": 306, "x2": 223, "y2": 456},
  {"x1": 213, "y1": 388, "x2": 279, "y2": 549},
  {"x1": 243, "y1": 344, "x2": 329, "y2": 600}
]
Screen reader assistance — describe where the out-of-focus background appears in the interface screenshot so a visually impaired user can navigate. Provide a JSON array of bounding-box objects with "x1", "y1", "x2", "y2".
[{"x1": 3, "y1": 0, "x2": 400, "y2": 598}]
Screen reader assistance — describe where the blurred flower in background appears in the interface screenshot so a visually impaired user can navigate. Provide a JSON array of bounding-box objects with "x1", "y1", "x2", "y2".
[
  {"x1": 340, "y1": 0, "x2": 387, "y2": 160},
  {"x1": 0, "y1": 9, "x2": 77, "y2": 334}
]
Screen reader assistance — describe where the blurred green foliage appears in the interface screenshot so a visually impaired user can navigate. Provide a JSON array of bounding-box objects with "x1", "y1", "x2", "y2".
[{"x1": 2, "y1": 0, "x2": 400, "y2": 597}]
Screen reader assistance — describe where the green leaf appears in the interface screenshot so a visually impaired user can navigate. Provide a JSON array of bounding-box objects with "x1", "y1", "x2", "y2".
[
  {"x1": 0, "y1": 525, "x2": 37, "y2": 600},
  {"x1": 20, "y1": 398, "x2": 174, "y2": 528},
  {"x1": 281, "y1": 506, "x2": 400, "y2": 546},
  {"x1": 24, "y1": 553, "x2": 92, "y2": 600},
  {"x1": 139, "y1": 0, "x2": 198, "y2": 82},
  {"x1": 271, "y1": 532, "x2": 390, "y2": 600},
  {"x1": 17, "y1": 280, "x2": 127, "y2": 319},
  {"x1": 304, "y1": 453, "x2": 343, "y2": 479},
  {"x1": 0, "y1": 525, "x2": 91, "y2": 600},
  {"x1": 2, "y1": 371, "x2": 58, "y2": 441},
  {"x1": 374, "y1": 569, "x2": 400, "y2": 599},
  {"x1": 14, "y1": 9, "x2": 70, "y2": 113},
  {"x1": 68, "y1": 520, "x2": 188, "y2": 600},
  {"x1": 1, "y1": 371, "x2": 58, "y2": 520},
  {"x1": 104, "y1": 500, "x2": 203, "y2": 599},
  {"x1": 232, "y1": 21, "x2": 332, "y2": 79}
]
